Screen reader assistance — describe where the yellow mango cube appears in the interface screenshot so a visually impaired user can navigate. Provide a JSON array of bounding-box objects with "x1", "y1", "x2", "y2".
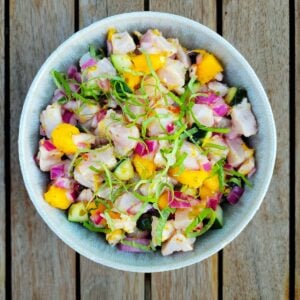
[
  {"x1": 44, "y1": 185, "x2": 72, "y2": 210},
  {"x1": 132, "y1": 54, "x2": 166, "y2": 73},
  {"x1": 132, "y1": 154, "x2": 156, "y2": 179},
  {"x1": 169, "y1": 167, "x2": 210, "y2": 188},
  {"x1": 51, "y1": 123, "x2": 80, "y2": 154},
  {"x1": 196, "y1": 53, "x2": 223, "y2": 84}
]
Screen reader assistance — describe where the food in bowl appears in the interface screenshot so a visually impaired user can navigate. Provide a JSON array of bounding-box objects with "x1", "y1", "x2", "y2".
[{"x1": 36, "y1": 28, "x2": 257, "y2": 256}]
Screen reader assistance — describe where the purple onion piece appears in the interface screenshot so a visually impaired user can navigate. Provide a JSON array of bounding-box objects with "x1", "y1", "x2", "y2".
[
  {"x1": 117, "y1": 238, "x2": 150, "y2": 253},
  {"x1": 227, "y1": 186, "x2": 244, "y2": 205}
]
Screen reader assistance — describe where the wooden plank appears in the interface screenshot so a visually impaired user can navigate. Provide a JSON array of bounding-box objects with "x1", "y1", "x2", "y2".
[
  {"x1": 0, "y1": 0, "x2": 5, "y2": 297},
  {"x1": 79, "y1": 1, "x2": 145, "y2": 300},
  {"x1": 296, "y1": 0, "x2": 300, "y2": 297},
  {"x1": 10, "y1": 1, "x2": 76, "y2": 299},
  {"x1": 149, "y1": 2, "x2": 218, "y2": 300},
  {"x1": 222, "y1": 1, "x2": 290, "y2": 299}
]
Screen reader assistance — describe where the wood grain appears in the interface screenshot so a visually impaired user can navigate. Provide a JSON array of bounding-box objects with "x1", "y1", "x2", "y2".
[
  {"x1": 79, "y1": 1, "x2": 145, "y2": 299},
  {"x1": 10, "y1": 1, "x2": 76, "y2": 299},
  {"x1": 222, "y1": 1, "x2": 290, "y2": 298},
  {"x1": 149, "y1": 1, "x2": 218, "y2": 299},
  {"x1": 296, "y1": 0, "x2": 300, "y2": 297},
  {"x1": 0, "y1": 0, "x2": 5, "y2": 297}
]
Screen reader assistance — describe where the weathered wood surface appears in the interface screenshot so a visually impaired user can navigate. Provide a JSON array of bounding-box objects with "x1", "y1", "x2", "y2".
[
  {"x1": 4, "y1": 0, "x2": 295, "y2": 299},
  {"x1": 222, "y1": 1, "x2": 290, "y2": 299},
  {"x1": 10, "y1": 1, "x2": 76, "y2": 299},
  {"x1": 296, "y1": 0, "x2": 300, "y2": 298},
  {"x1": 0, "y1": 0, "x2": 5, "y2": 298},
  {"x1": 149, "y1": 1, "x2": 218, "y2": 299},
  {"x1": 79, "y1": 1, "x2": 145, "y2": 300}
]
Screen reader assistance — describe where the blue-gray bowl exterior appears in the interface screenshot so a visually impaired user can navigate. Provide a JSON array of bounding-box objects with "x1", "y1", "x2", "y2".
[{"x1": 18, "y1": 12, "x2": 276, "y2": 272}]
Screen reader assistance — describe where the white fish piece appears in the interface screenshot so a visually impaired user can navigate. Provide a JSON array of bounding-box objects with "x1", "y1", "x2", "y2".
[
  {"x1": 226, "y1": 137, "x2": 249, "y2": 167},
  {"x1": 72, "y1": 133, "x2": 96, "y2": 149},
  {"x1": 37, "y1": 142, "x2": 63, "y2": 172},
  {"x1": 73, "y1": 145, "x2": 117, "y2": 190},
  {"x1": 84, "y1": 57, "x2": 117, "y2": 81},
  {"x1": 77, "y1": 189, "x2": 93, "y2": 202},
  {"x1": 143, "y1": 76, "x2": 169, "y2": 99},
  {"x1": 109, "y1": 124, "x2": 140, "y2": 156},
  {"x1": 114, "y1": 192, "x2": 150, "y2": 215},
  {"x1": 148, "y1": 107, "x2": 179, "y2": 136},
  {"x1": 238, "y1": 156, "x2": 255, "y2": 175},
  {"x1": 111, "y1": 31, "x2": 136, "y2": 54},
  {"x1": 173, "y1": 208, "x2": 194, "y2": 230},
  {"x1": 154, "y1": 139, "x2": 170, "y2": 168},
  {"x1": 231, "y1": 98, "x2": 258, "y2": 137},
  {"x1": 161, "y1": 231, "x2": 196, "y2": 256},
  {"x1": 151, "y1": 217, "x2": 175, "y2": 247},
  {"x1": 206, "y1": 135, "x2": 229, "y2": 165},
  {"x1": 208, "y1": 81, "x2": 228, "y2": 97},
  {"x1": 110, "y1": 213, "x2": 136, "y2": 233},
  {"x1": 40, "y1": 103, "x2": 63, "y2": 138},
  {"x1": 73, "y1": 160, "x2": 103, "y2": 190},
  {"x1": 157, "y1": 58, "x2": 186, "y2": 91},
  {"x1": 190, "y1": 103, "x2": 214, "y2": 127},
  {"x1": 139, "y1": 29, "x2": 177, "y2": 56},
  {"x1": 180, "y1": 141, "x2": 209, "y2": 170},
  {"x1": 76, "y1": 103, "x2": 100, "y2": 123},
  {"x1": 169, "y1": 38, "x2": 191, "y2": 68}
]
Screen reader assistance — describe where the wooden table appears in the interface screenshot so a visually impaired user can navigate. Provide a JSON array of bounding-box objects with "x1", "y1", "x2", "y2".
[{"x1": 0, "y1": 0, "x2": 298, "y2": 299}]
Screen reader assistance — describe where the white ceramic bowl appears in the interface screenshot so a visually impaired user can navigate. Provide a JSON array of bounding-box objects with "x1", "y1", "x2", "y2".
[{"x1": 19, "y1": 12, "x2": 276, "y2": 272}]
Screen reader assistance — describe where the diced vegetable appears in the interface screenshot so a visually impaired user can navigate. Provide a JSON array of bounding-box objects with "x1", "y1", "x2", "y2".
[
  {"x1": 137, "y1": 213, "x2": 153, "y2": 231},
  {"x1": 196, "y1": 53, "x2": 223, "y2": 84},
  {"x1": 225, "y1": 87, "x2": 247, "y2": 105},
  {"x1": 132, "y1": 54, "x2": 166, "y2": 73},
  {"x1": 51, "y1": 123, "x2": 80, "y2": 154},
  {"x1": 169, "y1": 167, "x2": 210, "y2": 188},
  {"x1": 132, "y1": 155, "x2": 156, "y2": 179},
  {"x1": 114, "y1": 159, "x2": 134, "y2": 181},
  {"x1": 68, "y1": 202, "x2": 89, "y2": 222},
  {"x1": 212, "y1": 205, "x2": 224, "y2": 228},
  {"x1": 111, "y1": 54, "x2": 133, "y2": 72},
  {"x1": 44, "y1": 185, "x2": 72, "y2": 209}
]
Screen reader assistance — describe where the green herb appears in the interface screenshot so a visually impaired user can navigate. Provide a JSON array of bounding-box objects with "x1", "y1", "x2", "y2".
[
  {"x1": 51, "y1": 70, "x2": 71, "y2": 98},
  {"x1": 185, "y1": 208, "x2": 216, "y2": 238},
  {"x1": 154, "y1": 207, "x2": 174, "y2": 246},
  {"x1": 83, "y1": 221, "x2": 109, "y2": 233},
  {"x1": 226, "y1": 170, "x2": 253, "y2": 187}
]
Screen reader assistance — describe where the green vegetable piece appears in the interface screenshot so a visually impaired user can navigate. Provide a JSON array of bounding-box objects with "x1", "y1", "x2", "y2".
[
  {"x1": 185, "y1": 208, "x2": 216, "y2": 238},
  {"x1": 212, "y1": 205, "x2": 224, "y2": 229},
  {"x1": 187, "y1": 124, "x2": 207, "y2": 144},
  {"x1": 225, "y1": 87, "x2": 237, "y2": 104},
  {"x1": 180, "y1": 185, "x2": 198, "y2": 197},
  {"x1": 111, "y1": 54, "x2": 133, "y2": 72},
  {"x1": 83, "y1": 221, "x2": 109, "y2": 233},
  {"x1": 137, "y1": 213, "x2": 153, "y2": 231},
  {"x1": 114, "y1": 158, "x2": 134, "y2": 181},
  {"x1": 68, "y1": 202, "x2": 89, "y2": 223},
  {"x1": 226, "y1": 87, "x2": 247, "y2": 106}
]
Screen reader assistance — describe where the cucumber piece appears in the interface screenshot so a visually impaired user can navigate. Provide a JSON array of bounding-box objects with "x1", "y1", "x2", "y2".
[
  {"x1": 213, "y1": 205, "x2": 224, "y2": 228},
  {"x1": 225, "y1": 87, "x2": 237, "y2": 104},
  {"x1": 114, "y1": 158, "x2": 134, "y2": 181},
  {"x1": 180, "y1": 185, "x2": 198, "y2": 197},
  {"x1": 225, "y1": 87, "x2": 247, "y2": 106},
  {"x1": 68, "y1": 202, "x2": 89, "y2": 223},
  {"x1": 111, "y1": 54, "x2": 132, "y2": 72}
]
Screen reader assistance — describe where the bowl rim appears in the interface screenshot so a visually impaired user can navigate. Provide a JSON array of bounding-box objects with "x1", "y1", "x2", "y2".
[{"x1": 18, "y1": 11, "x2": 277, "y2": 272}]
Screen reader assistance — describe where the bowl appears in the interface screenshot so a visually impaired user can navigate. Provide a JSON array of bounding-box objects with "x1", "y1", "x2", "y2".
[{"x1": 18, "y1": 11, "x2": 276, "y2": 272}]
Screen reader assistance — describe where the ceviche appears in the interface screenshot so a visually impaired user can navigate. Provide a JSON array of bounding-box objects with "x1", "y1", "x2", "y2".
[{"x1": 36, "y1": 28, "x2": 257, "y2": 256}]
